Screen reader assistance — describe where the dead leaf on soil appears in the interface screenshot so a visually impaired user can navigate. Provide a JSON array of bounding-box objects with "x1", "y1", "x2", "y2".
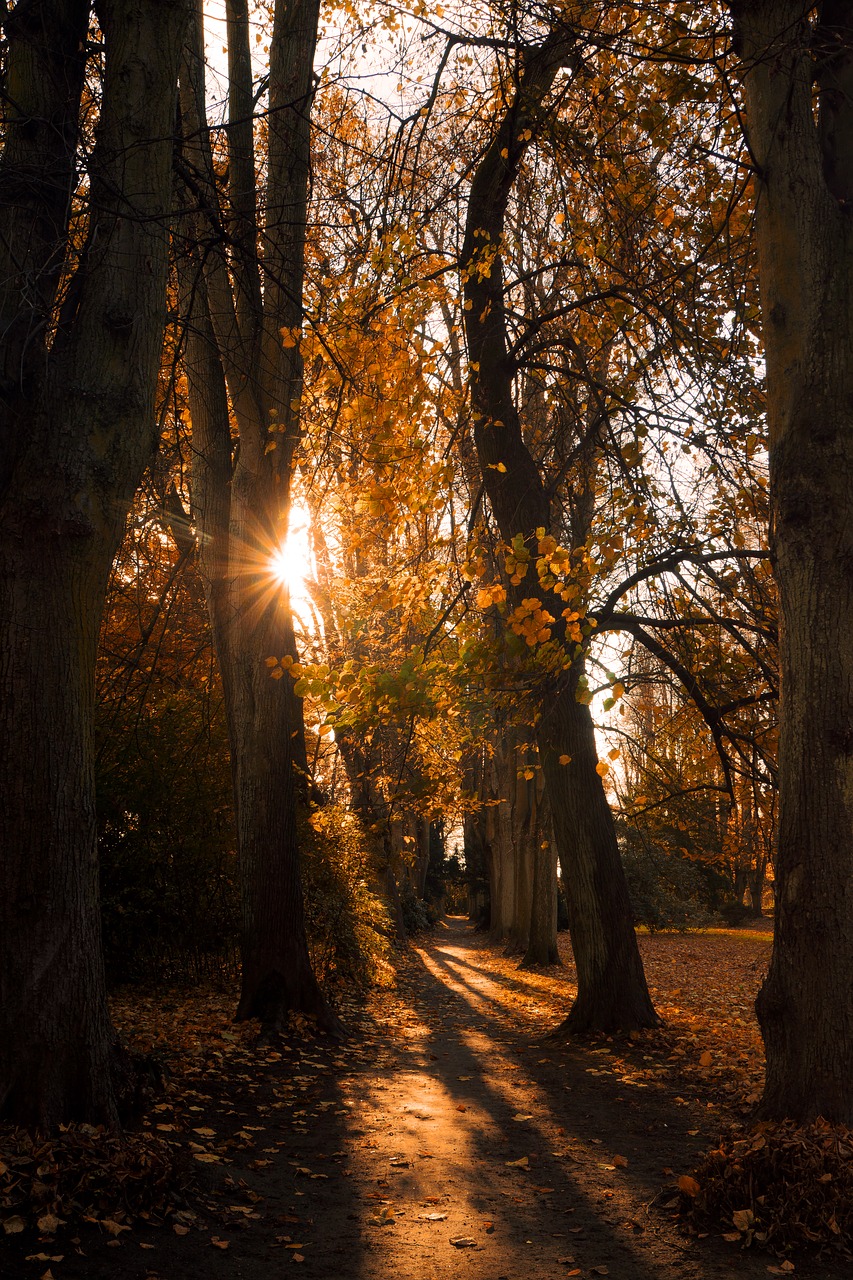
[
  {"x1": 101, "y1": 1218, "x2": 130, "y2": 1237},
  {"x1": 3, "y1": 1216, "x2": 25, "y2": 1234},
  {"x1": 505, "y1": 1156, "x2": 529, "y2": 1168},
  {"x1": 36, "y1": 1213, "x2": 65, "y2": 1234},
  {"x1": 449, "y1": 1236, "x2": 476, "y2": 1247},
  {"x1": 677, "y1": 1175, "x2": 700, "y2": 1197}
]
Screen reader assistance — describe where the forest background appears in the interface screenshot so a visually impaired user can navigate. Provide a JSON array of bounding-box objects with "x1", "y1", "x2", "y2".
[{"x1": 1, "y1": 0, "x2": 853, "y2": 1265}]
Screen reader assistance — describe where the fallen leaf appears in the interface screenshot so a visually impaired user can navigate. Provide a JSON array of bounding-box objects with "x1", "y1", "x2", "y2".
[
  {"x1": 677, "y1": 1175, "x2": 700, "y2": 1197},
  {"x1": 101, "y1": 1218, "x2": 130, "y2": 1237},
  {"x1": 732, "y1": 1209, "x2": 754, "y2": 1232},
  {"x1": 193, "y1": 1152, "x2": 221, "y2": 1163},
  {"x1": 210, "y1": 1236, "x2": 230, "y2": 1249},
  {"x1": 512, "y1": 1114, "x2": 534, "y2": 1122},
  {"x1": 173, "y1": 1224, "x2": 190, "y2": 1235},
  {"x1": 449, "y1": 1236, "x2": 476, "y2": 1247},
  {"x1": 612, "y1": 1155, "x2": 629, "y2": 1167},
  {"x1": 505, "y1": 1156, "x2": 529, "y2": 1169},
  {"x1": 292, "y1": 1253, "x2": 305, "y2": 1262},
  {"x1": 592, "y1": 1268, "x2": 609, "y2": 1276},
  {"x1": 418, "y1": 1212, "x2": 447, "y2": 1221},
  {"x1": 4, "y1": 1216, "x2": 25, "y2": 1234},
  {"x1": 37, "y1": 1213, "x2": 65, "y2": 1233},
  {"x1": 456, "y1": 1104, "x2": 467, "y2": 1112}
]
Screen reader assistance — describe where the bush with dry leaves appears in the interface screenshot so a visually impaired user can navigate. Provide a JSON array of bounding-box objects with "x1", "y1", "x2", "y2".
[{"x1": 683, "y1": 1119, "x2": 853, "y2": 1257}]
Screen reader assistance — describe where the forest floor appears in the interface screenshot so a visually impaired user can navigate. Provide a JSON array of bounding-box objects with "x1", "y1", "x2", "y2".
[{"x1": 2, "y1": 916, "x2": 850, "y2": 1280}]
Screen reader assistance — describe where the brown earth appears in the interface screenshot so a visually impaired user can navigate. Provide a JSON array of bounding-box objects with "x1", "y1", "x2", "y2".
[{"x1": 1, "y1": 916, "x2": 848, "y2": 1280}]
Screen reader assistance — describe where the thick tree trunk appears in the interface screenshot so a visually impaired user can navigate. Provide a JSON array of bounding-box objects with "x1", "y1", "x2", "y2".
[
  {"x1": 523, "y1": 792, "x2": 559, "y2": 967},
  {"x1": 460, "y1": 32, "x2": 657, "y2": 1030},
  {"x1": 0, "y1": 545, "x2": 116, "y2": 1125},
  {"x1": 731, "y1": 0, "x2": 853, "y2": 1121},
  {"x1": 178, "y1": 0, "x2": 335, "y2": 1031},
  {"x1": 540, "y1": 681, "x2": 655, "y2": 1028},
  {"x1": 0, "y1": 0, "x2": 188, "y2": 1125}
]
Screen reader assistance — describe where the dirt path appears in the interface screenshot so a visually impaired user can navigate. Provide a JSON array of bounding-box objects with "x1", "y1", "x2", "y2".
[{"x1": 3, "y1": 918, "x2": 847, "y2": 1279}]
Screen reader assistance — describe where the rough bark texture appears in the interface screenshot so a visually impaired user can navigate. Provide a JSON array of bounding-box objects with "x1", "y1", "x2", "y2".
[
  {"x1": 730, "y1": 0, "x2": 853, "y2": 1121},
  {"x1": 178, "y1": 0, "x2": 336, "y2": 1031},
  {"x1": 460, "y1": 32, "x2": 657, "y2": 1030},
  {"x1": 0, "y1": 0, "x2": 187, "y2": 1125},
  {"x1": 522, "y1": 791, "x2": 560, "y2": 968}
]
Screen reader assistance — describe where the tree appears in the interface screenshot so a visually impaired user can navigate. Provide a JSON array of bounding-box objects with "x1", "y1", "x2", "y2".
[
  {"x1": 177, "y1": 0, "x2": 338, "y2": 1028},
  {"x1": 458, "y1": 27, "x2": 659, "y2": 1027},
  {"x1": 728, "y1": 0, "x2": 853, "y2": 1123},
  {"x1": 0, "y1": 0, "x2": 188, "y2": 1125}
]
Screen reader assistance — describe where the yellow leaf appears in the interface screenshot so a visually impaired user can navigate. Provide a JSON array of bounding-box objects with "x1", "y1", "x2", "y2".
[
  {"x1": 607, "y1": 748, "x2": 620, "y2": 761},
  {"x1": 487, "y1": 462, "x2": 507, "y2": 472},
  {"x1": 554, "y1": 211, "x2": 565, "y2": 225},
  {"x1": 595, "y1": 761, "x2": 609, "y2": 777},
  {"x1": 559, "y1": 754, "x2": 572, "y2": 765}
]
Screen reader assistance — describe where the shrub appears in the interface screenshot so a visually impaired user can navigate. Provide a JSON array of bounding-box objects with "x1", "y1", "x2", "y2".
[
  {"x1": 620, "y1": 839, "x2": 714, "y2": 933},
  {"x1": 301, "y1": 806, "x2": 393, "y2": 990},
  {"x1": 400, "y1": 885, "x2": 439, "y2": 935},
  {"x1": 97, "y1": 692, "x2": 239, "y2": 984}
]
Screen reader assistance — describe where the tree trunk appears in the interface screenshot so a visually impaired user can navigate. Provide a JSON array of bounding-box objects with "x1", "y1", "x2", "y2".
[
  {"x1": 178, "y1": 0, "x2": 335, "y2": 1031},
  {"x1": 540, "y1": 681, "x2": 655, "y2": 1028},
  {"x1": 460, "y1": 31, "x2": 657, "y2": 1031},
  {"x1": 523, "y1": 792, "x2": 560, "y2": 967},
  {"x1": 0, "y1": 0, "x2": 188, "y2": 1125},
  {"x1": 730, "y1": 0, "x2": 853, "y2": 1121}
]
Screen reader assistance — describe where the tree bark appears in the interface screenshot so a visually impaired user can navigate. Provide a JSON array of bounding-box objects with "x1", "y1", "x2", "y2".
[
  {"x1": 523, "y1": 792, "x2": 559, "y2": 967},
  {"x1": 178, "y1": 0, "x2": 335, "y2": 1031},
  {"x1": 460, "y1": 31, "x2": 657, "y2": 1030},
  {"x1": 730, "y1": 0, "x2": 853, "y2": 1121},
  {"x1": 0, "y1": 0, "x2": 188, "y2": 1125}
]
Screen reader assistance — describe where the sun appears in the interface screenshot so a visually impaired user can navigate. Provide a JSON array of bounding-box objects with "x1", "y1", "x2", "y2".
[{"x1": 267, "y1": 506, "x2": 311, "y2": 601}]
